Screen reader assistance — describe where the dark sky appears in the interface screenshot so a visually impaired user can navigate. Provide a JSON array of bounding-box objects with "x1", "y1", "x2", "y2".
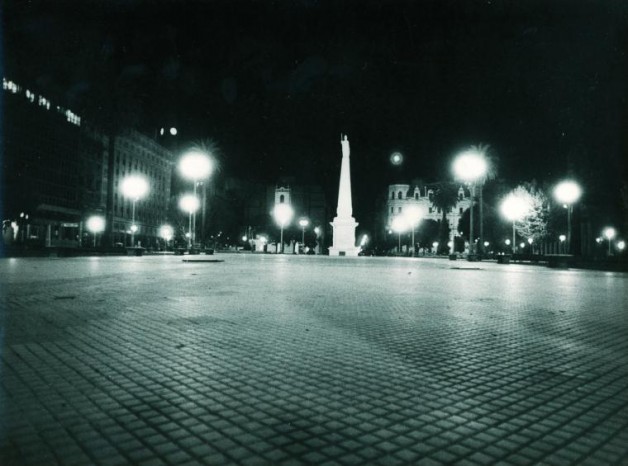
[{"x1": 3, "y1": 0, "x2": 628, "y2": 222}]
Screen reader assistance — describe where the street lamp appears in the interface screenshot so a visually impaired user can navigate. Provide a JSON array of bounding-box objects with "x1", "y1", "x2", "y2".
[
  {"x1": 159, "y1": 225, "x2": 174, "y2": 250},
  {"x1": 86, "y1": 215, "x2": 105, "y2": 248},
  {"x1": 559, "y1": 234, "x2": 566, "y2": 254},
  {"x1": 403, "y1": 205, "x2": 422, "y2": 256},
  {"x1": 618, "y1": 240, "x2": 625, "y2": 252},
  {"x1": 391, "y1": 216, "x2": 408, "y2": 254},
  {"x1": 298, "y1": 218, "x2": 309, "y2": 249},
  {"x1": 179, "y1": 150, "x2": 213, "y2": 246},
  {"x1": 273, "y1": 204, "x2": 294, "y2": 254},
  {"x1": 603, "y1": 227, "x2": 616, "y2": 255},
  {"x1": 179, "y1": 194, "x2": 200, "y2": 249},
  {"x1": 553, "y1": 180, "x2": 582, "y2": 254},
  {"x1": 121, "y1": 175, "x2": 149, "y2": 247},
  {"x1": 500, "y1": 193, "x2": 531, "y2": 254},
  {"x1": 453, "y1": 149, "x2": 488, "y2": 256}
]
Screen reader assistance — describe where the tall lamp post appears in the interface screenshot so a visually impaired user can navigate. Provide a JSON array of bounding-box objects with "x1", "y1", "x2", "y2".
[
  {"x1": 86, "y1": 215, "x2": 105, "y2": 248},
  {"x1": 553, "y1": 181, "x2": 581, "y2": 254},
  {"x1": 159, "y1": 225, "x2": 174, "y2": 251},
  {"x1": 121, "y1": 175, "x2": 149, "y2": 247},
  {"x1": 453, "y1": 150, "x2": 487, "y2": 257},
  {"x1": 403, "y1": 205, "x2": 422, "y2": 257},
  {"x1": 603, "y1": 227, "x2": 616, "y2": 256},
  {"x1": 179, "y1": 195, "x2": 200, "y2": 250},
  {"x1": 391, "y1": 216, "x2": 408, "y2": 255},
  {"x1": 179, "y1": 150, "x2": 212, "y2": 247},
  {"x1": 273, "y1": 204, "x2": 294, "y2": 254},
  {"x1": 299, "y1": 218, "x2": 309, "y2": 249},
  {"x1": 500, "y1": 193, "x2": 531, "y2": 254}
]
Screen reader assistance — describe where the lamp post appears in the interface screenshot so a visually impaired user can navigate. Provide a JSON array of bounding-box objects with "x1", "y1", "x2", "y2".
[
  {"x1": 159, "y1": 225, "x2": 174, "y2": 251},
  {"x1": 559, "y1": 234, "x2": 566, "y2": 254},
  {"x1": 86, "y1": 215, "x2": 105, "y2": 248},
  {"x1": 553, "y1": 181, "x2": 581, "y2": 254},
  {"x1": 403, "y1": 205, "x2": 422, "y2": 257},
  {"x1": 391, "y1": 216, "x2": 408, "y2": 255},
  {"x1": 453, "y1": 150, "x2": 488, "y2": 256},
  {"x1": 603, "y1": 227, "x2": 616, "y2": 256},
  {"x1": 121, "y1": 175, "x2": 149, "y2": 247},
  {"x1": 179, "y1": 195, "x2": 200, "y2": 250},
  {"x1": 298, "y1": 218, "x2": 309, "y2": 249},
  {"x1": 273, "y1": 204, "x2": 294, "y2": 254},
  {"x1": 179, "y1": 150, "x2": 212, "y2": 247},
  {"x1": 500, "y1": 193, "x2": 531, "y2": 254}
]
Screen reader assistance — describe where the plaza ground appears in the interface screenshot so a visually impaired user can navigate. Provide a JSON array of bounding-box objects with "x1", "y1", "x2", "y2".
[{"x1": 1, "y1": 254, "x2": 627, "y2": 465}]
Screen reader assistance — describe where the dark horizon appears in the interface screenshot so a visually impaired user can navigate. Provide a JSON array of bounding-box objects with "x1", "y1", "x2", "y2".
[{"x1": 3, "y1": 0, "x2": 628, "y2": 225}]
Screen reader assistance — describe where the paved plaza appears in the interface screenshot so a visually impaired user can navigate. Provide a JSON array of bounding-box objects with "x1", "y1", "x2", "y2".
[{"x1": 1, "y1": 254, "x2": 627, "y2": 465}]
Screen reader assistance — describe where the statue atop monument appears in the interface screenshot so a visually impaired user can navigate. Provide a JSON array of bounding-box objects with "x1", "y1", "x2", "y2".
[{"x1": 329, "y1": 135, "x2": 360, "y2": 256}]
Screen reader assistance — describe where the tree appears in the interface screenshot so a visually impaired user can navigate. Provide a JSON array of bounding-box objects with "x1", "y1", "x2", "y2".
[
  {"x1": 469, "y1": 143, "x2": 498, "y2": 253},
  {"x1": 511, "y1": 182, "x2": 551, "y2": 244},
  {"x1": 431, "y1": 182, "x2": 461, "y2": 254}
]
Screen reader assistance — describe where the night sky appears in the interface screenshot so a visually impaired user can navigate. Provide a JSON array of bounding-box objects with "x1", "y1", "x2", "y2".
[{"x1": 3, "y1": 0, "x2": 628, "y2": 222}]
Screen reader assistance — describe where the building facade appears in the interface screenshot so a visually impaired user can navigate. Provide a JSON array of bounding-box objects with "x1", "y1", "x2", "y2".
[
  {"x1": 2, "y1": 77, "x2": 173, "y2": 250},
  {"x1": 109, "y1": 131, "x2": 174, "y2": 247},
  {"x1": 386, "y1": 183, "x2": 471, "y2": 245}
]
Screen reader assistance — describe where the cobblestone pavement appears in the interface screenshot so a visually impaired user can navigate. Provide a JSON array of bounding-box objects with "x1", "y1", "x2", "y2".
[{"x1": 1, "y1": 255, "x2": 627, "y2": 465}]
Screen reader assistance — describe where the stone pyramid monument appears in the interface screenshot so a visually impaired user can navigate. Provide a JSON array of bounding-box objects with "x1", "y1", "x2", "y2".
[{"x1": 329, "y1": 135, "x2": 360, "y2": 256}]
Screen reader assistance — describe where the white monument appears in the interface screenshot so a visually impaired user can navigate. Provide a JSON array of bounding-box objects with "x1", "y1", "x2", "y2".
[{"x1": 329, "y1": 135, "x2": 360, "y2": 256}]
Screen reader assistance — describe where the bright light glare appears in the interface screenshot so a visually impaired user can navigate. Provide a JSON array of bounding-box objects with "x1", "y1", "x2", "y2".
[
  {"x1": 391, "y1": 216, "x2": 408, "y2": 233},
  {"x1": 603, "y1": 227, "x2": 616, "y2": 240},
  {"x1": 390, "y1": 152, "x2": 403, "y2": 165},
  {"x1": 520, "y1": 242, "x2": 525, "y2": 248},
  {"x1": 554, "y1": 181, "x2": 581, "y2": 205},
  {"x1": 299, "y1": 218, "x2": 309, "y2": 228},
  {"x1": 528, "y1": 238, "x2": 533, "y2": 244},
  {"x1": 130, "y1": 224, "x2": 138, "y2": 233},
  {"x1": 432, "y1": 242, "x2": 439, "y2": 248},
  {"x1": 505, "y1": 239, "x2": 511, "y2": 245},
  {"x1": 452, "y1": 151, "x2": 488, "y2": 182},
  {"x1": 121, "y1": 175, "x2": 149, "y2": 200},
  {"x1": 360, "y1": 234, "x2": 368, "y2": 246},
  {"x1": 179, "y1": 194, "x2": 200, "y2": 214},
  {"x1": 273, "y1": 203, "x2": 294, "y2": 227},
  {"x1": 403, "y1": 205, "x2": 423, "y2": 226},
  {"x1": 618, "y1": 241, "x2": 625, "y2": 251},
  {"x1": 86, "y1": 215, "x2": 105, "y2": 233},
  {"x1": 314, "y1": 227, "x2": 321, "y2": 235},
  {"x1": 159, "y1": 225, "x2": 174, "y2": 241},
  {"x1": 170, "y1": 127, "x2": 177, "y2": 135},
  {"x1": 500, "y1": 193, "x2": 530, "y2": 222},
  {"x1": 179, "y1": 151, "x2": 212, "y2": 181},
  {"x1": 559, "y1": 235, "x2": 566, "y2": 242}
]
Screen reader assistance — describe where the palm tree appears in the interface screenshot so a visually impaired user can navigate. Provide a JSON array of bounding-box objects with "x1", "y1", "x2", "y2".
[
  {"x1": 468, "y1": 144, "x2": 498, "y2": 254},
  {"x1": 431, "y1": 182, "x2": 460, "y2": 254}
]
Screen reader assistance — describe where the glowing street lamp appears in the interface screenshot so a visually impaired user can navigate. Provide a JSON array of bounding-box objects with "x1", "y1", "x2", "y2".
[
  {"x1": 298, "y1": 218, "x2": 309, "y2": 247},
  {"x1": 86, "y1": 215, "x2": 105, "y2": 247},
  {"x1": 121, "y1": 175, "x2": 149, "y2": 247},
  {"x1": 159, "y1": 225, "x2": 174, "y2": 250},
  {"x1": 391, "y1": 216, "x2": 408, "y2": 254},
  {"x1": 179, "y1": 150, "x2": 213, "y2": 245},
  {"x1": 559, "y1": 234, "x2": 566, "y2": 254},
  {"x1": 273, "y1": 204, "x2": 294, "y2": 253},
  {"x1": 554, "y1": 181, "x2": 582, "y2": 254},
  {"x1": 500, "y1": 193, "x2": 530, "y2": 254},
  {"x1": 179, "y1": 194, "x2": 200, "y2": 249},
  {"x1": 603, "y1": 227, "x2": 616, "y2": 255},
  {"x1": 617, "y1": 240, "x2": 625, "y2": 252},
  {"x1": 453, "y1": 149, "x2": 488, "y2": 255},
  {"x1": 403, "y1": 205, "x2": 422, "y2": 256}
]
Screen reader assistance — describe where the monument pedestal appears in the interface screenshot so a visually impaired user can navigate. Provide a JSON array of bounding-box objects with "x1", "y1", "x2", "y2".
[{"x1": 329, "y1": 216, "x2": 360, "y2": 256}]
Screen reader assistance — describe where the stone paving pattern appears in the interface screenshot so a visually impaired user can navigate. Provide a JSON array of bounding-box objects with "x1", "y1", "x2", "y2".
[{"x1": 1, "y1": 255, "x2": 627, "y2": 465}]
